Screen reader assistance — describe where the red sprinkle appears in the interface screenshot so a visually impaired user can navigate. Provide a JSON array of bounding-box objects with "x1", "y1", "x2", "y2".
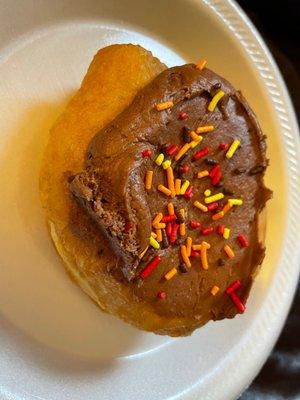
[
  {"x1": 170, "y1": 223, "x2": 179, "y2": 244},
  {"x1": 192, "y1": 147, "x2": 209, "y2": 161},
  {"x1": 230, "y1": 292, "x2": 246, "y2": 313},
  {"x1": 201, "y1": 226, "x2": 214, "y2": 235},
  {"x1": 184, "y1": 185, "x2": 194, "y2": 199},
  {"x1": 179, "y1": 111, "x2": 188, "y2": 120},
  {"x1": 179, "y1": 164, "x2": 190, "y2": 174},
  {"x1": 124, "y1": 221, "x2": 133, "y2": 232},
  {"x1": 161, "y1": 215, "x2": 176, "y2": 223},
  {"x1": 237, "y1": 234, "x2": 249, "y2": 247},
  {"x1": 189, "y1": 220, "x2": 201, "y2": 229},
  {"x1": 209, "y1": 164, "x2": 220, "y2": 178},
  {"x1": 166, "y1": 222, "x2": 172, "y2": 237},
  {"x1": 211, "y1": 169, "x2": 222, "y2": 186},
  {"x1": 219, "y1": 143, "x2": 230, "y2": 151},
  {"x1": 207, "y1": 202, "x2": 219, "y2": 212},
  {"x1": 157, "y1": 291, "x2": 166, "y2": 300},
  {"x1": 166, "y1": 144, "x2": 179, "y2": 156},
  {"x1": 226, "y1": 280, "x2": 241, "y2": 295},
  {"x1": 142, "y1": 149, "x2": 152, "y2": 158},
  {"x1": 140, "y1": 256, "x2": 161, "y2": 280},
  {"x1": 190, "y1": 250, "x2": 201, "y2": 258},
  {"x1": 216, "y1": 224, "x2": 225, "y2": 235}
]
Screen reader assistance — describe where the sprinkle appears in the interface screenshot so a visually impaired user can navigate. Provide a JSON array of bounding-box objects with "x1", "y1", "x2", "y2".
[
  {"x1": 170, "y1": 223, "x2": 179, "y2": 244},
  {"x1": 166, "y1": 223, "x2": 172, "y2": 237},
  {"x1": 204, "y1": 157, "x2": 218, "y2": 166},
  {"x1": 152, "y1": 213, "x2": 163, "y2": 227},
  {"x1": 166, "y1": 168, "x2": 175, "y2": 197},
  {"x1": 190, "y1": 140, "x2": 202, "y2": 149},
  {"x1": 157, "y1": 291, "x2": 166, "y2": 300},
  {"x1": 161, "y1": 214, "x2": 176, "y2": 223},
  {"x1": 167, "y1": 202, "x2": 175, "y2": 215},
  {"x1": 237, "y1": 234, "x2": 249, "y2": 247},
  {"x1": 193, "y1": 242, "x2": 210, "y2": 251},
  {"x1": 196, "y1": 59, "x2": 207, "y2": 70},
  {"x1": 209, "y1": 164, "x2": 220, "y2": 178},
  {"x1": 165, "y1": 267, "x2": 177, "y2": 280},
  {"x1": 186, "y1": 236, "x2": 192, "y2": 257},
  {"x1": 211, "y1": 286, "x2": 220, "y2": 296},
  {"x1": 226, "y1": 139, "x2": 240, "y2": 159},
  {"x1": 207, "y1": 202, "x2": 219, "y2": 212},
  {"x1": 156, "y1": 229, "x2": 162, "y2": 242},
  {"x1": 204, "y1": 189, "x2": 211, "y2": 197},
  {"x1": 149, "y1": 236, "x2": 160, "y2": 250},
  {"x1": 192, "y1": 147, "x2": 209, "y2": 161},
  {"x1": 162, "y1": 229, "x2": 169, "y2": 248},
  {"x1": 223, "y1": 227, "x2": 230, "y2": 239},
  {"x1": 178, "y1": 208, "x2": 186, "y2": 223},
  {"x1": 224, "y1": 244, "x2": 235, "y2": 258},
  {"x1": 190, "y1": 131, "x2": 203, "y2": 142},
  {"x1": 142, "y1": 149, "x2": 152, "y2": 157},
  {"x1": 201, "y1": 226, "x2": 214, "y2": 236},
  {"x1": 179, "y1": 263, "x2": 188, "y2": 273},
  {"x1": 212, "y1": 211, "x2": 224, "y2": 221},
  {"x1": 166, "y1": 144, "x2": 179, "y2": 156},
  {"x1": 153, "y1": 222, "x2": 166, "y2": 230},
  {"x1": 151, "y1": 232, "x2": 157, "y2": 239},
  {"x1": 230, "y1": 292, "x2": 246, "y2": 313},
  {"x1": 139, "y1": 246, "x2": 149, "y2": 260},
  {"x1": 175, "y1": 143, "x2": 191, "y2": 161},
  {"x1": 145, "y1": 170, "x2": 153, "y2": 190},
  {"x1": 219, "y1": 143, "x2": 229, "y2": 151},
  {"x1": 208, "y1": 90, "x2": 225, "y2": 112},
  {"x1": 196, "y1": 125, "x2": 214, "y2": 134},
  {"x1": 189, "y1": 220, "x2": 201, "y2": 229},
  {"x1": 175, "y1": 179, "x2": 181, "y2": 195},
  {"x1": 211, "y1": 169, "x2": 222, "y2": 186},
  {"x1": 181, "y1": 245, "x2": 191, "y2": 268},
  {"x1": 184, "y1": 185, "x2": 194, "y2": 199},
  {"x1": 140, "y1": 255, "x2": 161, "y2": 279},
  {"x1": 180, "y1": 180, "x2": 190, "y2": 195},
  {"x1": 216, "y1": 224, "x2": 225, "y2": 235},
  {"x1": 205, "y1": 193, "x2": 224, "y2": 204},
  {"x1": 156, "y1": 101, "x2": 174, "y2": 111},
  {"x1": 179, "y1": 164, "x2": 190, "y2": 174},
  {"x1": 155, "y1": 153, "x2": 164, "y2": 166},
  {"x1": 194, "y1": 200, "x2": 208, "y2": 212},
  {"x1": 226, "y1": 280, "x2": 241, "y2": 294},
  {"x1": 191, "y1": 250, "x2": 201, "y2": 258},
  {"x1": 158, "y1": 184, "x2": 171, "y2": 196},
  {"x1": 162, "y1": 159, "x2": 172, "y2": 169},
  {"x1": 124, "y1": 221, "x2": 133, "y2": 232},
  {"x1": 179, "y1": 111, "x2": 188, "y2": 120},
  {"x1": 197, "y1": 170, "x2": 209, "y2": 178},
  {"x1": 222, "y1": 202, "x2": 233, "y2": 214},
  {"x1": 180, "y1": 223, "x2": 186, "y2": 236},
  {"x1": 228, "y1": 198, "x2": 243, "y2": 206},
  {"x1": 182, "y1": 126, "x2": 191, "y2": 143},
  {"x1": 200, "y1": 241, "x2": 210, "y2": 269}
]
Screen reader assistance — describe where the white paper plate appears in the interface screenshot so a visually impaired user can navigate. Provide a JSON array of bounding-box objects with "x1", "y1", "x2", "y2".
[{"x1": 0, "y1": 0, "x2": 299, "y2": 399}]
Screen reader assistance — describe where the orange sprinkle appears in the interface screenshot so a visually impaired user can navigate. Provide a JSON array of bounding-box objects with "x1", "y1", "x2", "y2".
[
  {"x1": 156, "y1": 229, "x2": 162, "y2": 242},
  {"x1": 166, "y1": 167, "x2": 176, "y2": 197},
  {"x1": 158, "y1": 184, "x2": 171, "y2": 196},
  {"x1": 192, "y1": 243, "x2": 211, "y2": 251},
  {"x1": 145, "y1": 170, "x2": 153, "y2": 190},
  {"x1": 181, "y1": 245, "x2": 191, "y2": 268},
  {"x1": 152, "y1": 213, "x2": 163, "y2": 227},
  {"x1": 167, "y1": 202, "x2": 175, "y2": 215},
  {"x1": 200, "y1": 241, "x2": 210, "y2": 270},
  {"x1": 190, "y1": 131, "x2": 202, "y2": 142},
  {"x1": 194, "y1": 201, "x2": 208, "y2": 212},
  {"x1": 175, "y1": 179, "x2": 181, "y2": 195},
  {"x1": 197, "y1": 170, "x2": 209, "y2": 179},
  {"x1": 175, "y1": 143, "x2": 191, "y2": 161},
  {"x1": 222, "y1": 202, "x2": 233, "y2": 215},
  {"x1": 211, "y1": 285, "x2": 220, "y2": 296},
  {"x1": 212, "y1": 211, "x2": 225, "y2": 221},
  {"x1": 224, "y1": 244, "x2": 235, "y2": 259},
  {"x1": 165, "y1": 267, "x2": 178, "y2": 280},
  {"x1": 186, "y1": 236, "x2": 192, "y2": 257},
  {"x1": 156, "y1": 101, "x2": 174, "y2": 111},
  {"x1": 196, "y1": 125, "x2": 214, "y2": 134},
  {"x1": 196, "y1": 59, "x2": 207, "y2": 70},
  {"x1": 153, "y1": 222, "x2": 166, "y2": 230},
  {"x1": 180, "y1": 223, "x2": 186, "y2": 236}
]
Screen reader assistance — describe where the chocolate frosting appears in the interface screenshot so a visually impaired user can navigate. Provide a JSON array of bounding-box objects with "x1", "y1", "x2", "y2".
[{"x1": 70, "y1": 64, "x2": 271, "y2": 322}]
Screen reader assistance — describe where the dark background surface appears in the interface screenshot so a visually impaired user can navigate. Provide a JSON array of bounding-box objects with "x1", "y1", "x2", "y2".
[{"x1": 236, "y1": 1, "x2": 300, "y2": 399}]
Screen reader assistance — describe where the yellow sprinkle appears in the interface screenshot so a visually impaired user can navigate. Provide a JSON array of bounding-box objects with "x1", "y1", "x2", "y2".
[
  {"x1": 158, "y1": 184, "x2": 171, "y2": 196},
  {"x1": 156, "y1": 101, "x2": 174, "y2": 111},
  {"x1": 166, "y1": 167, "x2": 176, "y2": 198},
  {"x1": 175, "y1": 143, "x2": 191, "y2": 161},
  {"x1": 179, "y1": 208, "x2": 186, "y2": 221},
  {"x1": 181, "y1": 245, "x2": 191, "y2": 268},
  {"x1": 152, "y1": 213, "x2": 163, "y2": 227},
  {"x1": 201, "y1": 241, "x2": 210, "y2": 270},
  {"x1": 156, "y1": 229, "x2": 162, "y2": 243},
  {"x1": 196, "y1": 125, "x2": 214, "y2": 134},
  {"x1": 197, "y1": 170, "x2": 209, "y2": 178},
  {"x1": 155, "y1": 153, "x2": 164, "y2": 166},
  {"x1": 162, "y1": 159, "x2": 172, "y2": 169},
  {"x1": 179, "y1": 180, "x2": 190, "y2": 195},
  {"x1": 153, "y1": 222, "x2": 166, "y2": 230},
  {"x1": 208, "y1": 90, "x2": 225, "y2": 112},
  {"x1": 175, "y1": 179, "x2": 181, "y2": 195},
  {"x1": 204, "y1": 193, "x2": 224, "y2": 204},
  {"x1": 167, "y1": 202, "x2": 175, "y2": 215},
  {"x1": 165, "y1": 267, "x2": 177, "y2": 280},
  {"x1": 196, "y1": 59, "x2": 207, "y2": 70},
  {"x1": 194, "y1": 200, "x2": 208, "y2": 212},
  {"x1": 149, "y1": 235, "x2": 160, "y2": 249},
  {"x1": 226, "y1": 139, "x2": 240, "y2": 159},
  {"x1": 204, "y1": 189, "x2": 211, "y2": 197},
  {"x1": 212, "y1": 211, "x2": 224, "y2": 221},
  {"x1": 224, "y1": 244, "x2": 235, "y2": 259},
  {"x1": 151, "y1": 232, "x2": 157, "y2": 239},
  {"x1": 228, "y1": 198, "x2": 243, "y2": 206},
  {"x1": 180, "y1": 223, "x2": 186, "y2": 236},
  {"x1": 190, "y1": 131, "x2": 202, "y2": 142},
  {"x1": 211, "y1": 285, "x2": 220, "y2": 296},
  {"x1": 190, "y1": 139, "x2": 202, "y2": 149},
  {"x1": 223, "y1": 228, "x2": 230, "y2": 239},
  {"x1": 145, "y1": 170, "x2": 153, "y2": 190},
  {"x1": 186, "y1": 236, "x2": 192, "y2": 257}
]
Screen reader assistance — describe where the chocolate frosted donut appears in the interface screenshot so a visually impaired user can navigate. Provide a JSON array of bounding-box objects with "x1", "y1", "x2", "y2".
[{"x1": 70, "y1": 63, "x2": 271, "y2": 327}]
